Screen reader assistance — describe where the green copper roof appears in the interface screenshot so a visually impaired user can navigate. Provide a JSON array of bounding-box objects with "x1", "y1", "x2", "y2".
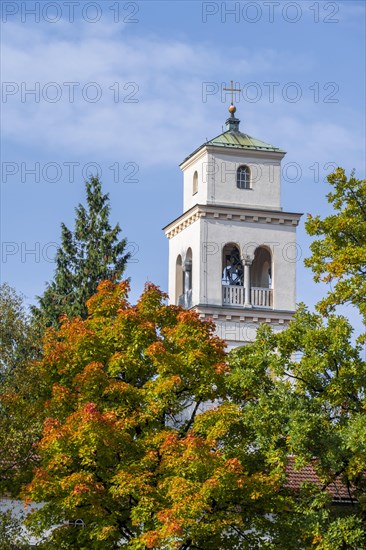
[
  {"x1": 206, "y1": 129, "x2": 285, "y2": 152},
  {"x1": 180, "y1": 110, "x2": 285, "y2": 166}
]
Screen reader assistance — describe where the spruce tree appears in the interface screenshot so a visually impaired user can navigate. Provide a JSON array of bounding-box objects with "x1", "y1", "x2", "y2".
[{"x1": 33, "y1": 176, "x2": 130, "y2": 327}]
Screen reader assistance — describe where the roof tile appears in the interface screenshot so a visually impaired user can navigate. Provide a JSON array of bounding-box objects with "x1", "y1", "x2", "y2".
[{"x1": 285, "y1": 457, "x2": 355, "y2": 502}]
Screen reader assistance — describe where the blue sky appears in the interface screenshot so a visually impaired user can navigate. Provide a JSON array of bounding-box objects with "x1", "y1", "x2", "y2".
[{"x1": 1, "y1": 0, "x2": 365, "y2": 334}]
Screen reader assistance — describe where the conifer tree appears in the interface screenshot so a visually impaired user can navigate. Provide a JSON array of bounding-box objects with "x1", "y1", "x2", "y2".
[{"x1": 33, "y1": 176, "x2": 130, "y2": 327}]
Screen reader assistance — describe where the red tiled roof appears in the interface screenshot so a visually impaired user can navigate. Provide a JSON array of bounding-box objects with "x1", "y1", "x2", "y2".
[{"x1": 285, "y1": 457, "x2": 355, "y2": 502}]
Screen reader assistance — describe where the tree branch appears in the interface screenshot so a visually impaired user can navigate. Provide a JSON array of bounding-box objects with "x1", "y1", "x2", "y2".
[{"x1": 180, "y1": 399, "x2": 202, "y2": 436}]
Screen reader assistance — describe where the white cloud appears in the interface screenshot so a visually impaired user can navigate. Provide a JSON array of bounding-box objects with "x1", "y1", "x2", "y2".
[{"x1": 2, "y1": 20, "x2": 363, "y2": 173}]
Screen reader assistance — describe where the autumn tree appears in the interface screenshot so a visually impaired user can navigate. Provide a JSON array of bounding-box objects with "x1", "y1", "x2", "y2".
[
  {"x1": 33, "y1": 176, "x2": 130, "y2": 328},
  {"x1": 0, "y1": 178, "x2": 129, "y2": 546},
  {"x1": 24, "y1": 281, "x2": 295, "y2": 549},
  {"x1": 25, "y1": 278, "x2": 366, "y2": 549}
]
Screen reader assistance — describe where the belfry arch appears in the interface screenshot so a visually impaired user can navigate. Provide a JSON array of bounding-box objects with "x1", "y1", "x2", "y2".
[
  {"x1": 252, "y1": 247, "x2": 272, "y2": 288},
  {"x1": 184, "y1": 248, "x2": 193, "y2": 294},
  {"x1": 222, "y1": 243, "x2": 243, "y2": 286},
  {"x1": 251, "y1": 246, "x2": 273, "y2": 307},
  {"x1": 175, "y1": 248, "x2": 193, "y2": 308},
  {"x1": 175, "y1": 254, "x2": 183, "y2": 305}
]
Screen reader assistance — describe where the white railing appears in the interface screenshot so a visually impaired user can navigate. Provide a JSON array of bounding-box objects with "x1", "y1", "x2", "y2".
[
  {"x1": 222, "y1": 285, "x2": 244, "y2": 306},
  {"x1": 222, "y1": 286, "x2": 273, "y2": 308},
  {"x1": 251, "y1": 287, "x2": 272, "y2": 308}
]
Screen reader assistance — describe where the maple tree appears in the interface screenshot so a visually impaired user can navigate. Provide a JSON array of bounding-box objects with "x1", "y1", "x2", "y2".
[
  {"x1": 24, "y1": 281, "x2": 296, "y2": 549},
  {"x1": 25, "y1": 281, "x2": 366, "y2": 549}
]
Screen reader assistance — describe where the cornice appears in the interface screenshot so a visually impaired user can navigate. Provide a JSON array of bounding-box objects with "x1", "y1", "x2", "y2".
[
  {"x1": 205, "y1": 145, "x2": 286, "y2": 162},
  {"x1": 179, "y1": 143, "x2": 286, "y2": 170},
  {"x1": 179, "y1": 147, "x2": 207, "y2": 171},
  {"x1": 193, "y1": 304, "x2": 295, "y2": 325},
  {"x1": 163, "y1": 204, "x2": 302, "y2": 239},
  {"x1": 163, "y1": 205, "x2": 201, "y2": 238}
]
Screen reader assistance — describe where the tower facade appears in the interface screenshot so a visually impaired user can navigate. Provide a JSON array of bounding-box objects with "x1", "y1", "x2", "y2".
[{"x1": 164, "y1": 105, "x2": 302, "y2": 349}]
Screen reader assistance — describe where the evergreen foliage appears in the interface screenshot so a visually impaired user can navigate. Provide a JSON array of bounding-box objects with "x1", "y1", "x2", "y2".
[{"x1": 33, "y1": 176, "x2": 130, "y2": 327}]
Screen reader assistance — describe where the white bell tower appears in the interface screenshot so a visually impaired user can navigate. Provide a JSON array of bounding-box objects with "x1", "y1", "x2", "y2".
[{"x1": 164, "y1": 100, "x2": 302, "y2": 349}]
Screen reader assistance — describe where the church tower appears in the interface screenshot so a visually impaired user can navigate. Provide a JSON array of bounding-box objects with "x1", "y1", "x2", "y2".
[{"x1": 164, "y1": 99, "x2": 302, "y2": 349}]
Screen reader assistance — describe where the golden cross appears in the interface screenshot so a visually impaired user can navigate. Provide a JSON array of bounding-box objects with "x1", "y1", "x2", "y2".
[{"x1": 223, "y1": 80, "x2": 242, "y2": 104}]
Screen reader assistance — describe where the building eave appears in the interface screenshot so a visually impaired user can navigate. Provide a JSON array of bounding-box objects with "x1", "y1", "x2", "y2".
[
  {"x1": 193, "y1": 304, "x2": 296, "y2": 325},
  {"x1": 180, "y1": 134, "x2": 286, "y2": 169},
  {"x1": 163, "y1": 204, "x2": 303, "y2": 239}
]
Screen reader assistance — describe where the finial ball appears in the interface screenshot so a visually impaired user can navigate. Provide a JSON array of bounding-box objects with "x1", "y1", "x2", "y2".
[{"x1": 228, "y1": 104, "x2": 236, "y2": 114}]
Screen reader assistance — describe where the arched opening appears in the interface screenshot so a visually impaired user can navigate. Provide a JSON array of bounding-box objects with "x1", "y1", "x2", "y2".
[
  {"x1": 222, "y1": 243, "x2": 243, "y2": 286},
  {"x1": 184, "y1": 248, "x2": 193, "y2": 293},
  {"x1": 251, "y1": 247, "x2": 272, "y2": 307},
  {"x1": 252, "y1": 247, "x2": 272, "y2": 288},
  {"x1": 193, "y1": 171, "x2": 198, "y2": 195},
  {"x1": 177, "y1": 249, "x2": 193, "y2": 309},
  {"x1": 175, "y1": 255, "x2": 183, "y2": 305},
  {"x1": 222, "y1": 243, "x2": 244, "y2": 306},
  {"x1": 237, "y1": 165, "x2": 251, "y2": 190}
]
